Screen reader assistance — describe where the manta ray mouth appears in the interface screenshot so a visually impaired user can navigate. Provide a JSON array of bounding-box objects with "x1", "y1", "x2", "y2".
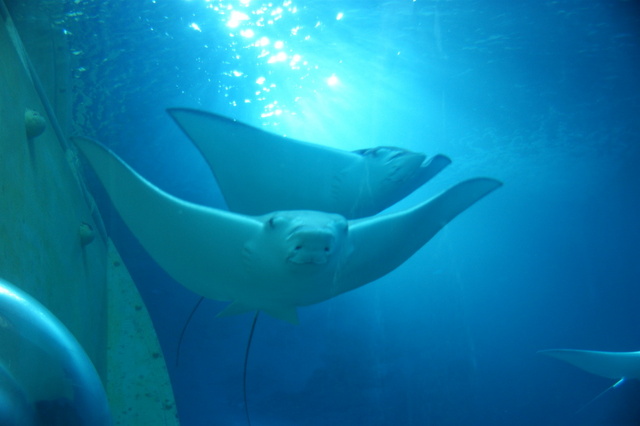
[
  {"x1": 285, "y1": 226, "x2": 335, "y2": 266},
  {"x1": 287, "y1": 256, "x2": 328, "y2": 265},
  {"x1": 286, "y1": 249, "x2": 332, "y2": 265},
  {"x1": 286, "y1": 249, "x2": 331, "y2": 265}
]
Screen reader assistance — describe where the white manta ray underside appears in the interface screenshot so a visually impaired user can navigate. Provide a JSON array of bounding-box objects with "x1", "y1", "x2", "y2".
[{"x1": 73, "y1": 132, "x2": 500, "y2": 323}]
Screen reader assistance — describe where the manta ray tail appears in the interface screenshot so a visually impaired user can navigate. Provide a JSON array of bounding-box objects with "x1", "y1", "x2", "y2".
[
  {"x1": 576, "y1": 378, "x2": 625, "y2": 414},
  {"x1": 243, "y1": 311, "x2": 259, "y2": 426},
  {"x1": 218, "y1": 301, "x2": 299, "y2": 325},
  {"x1": 175, "y1": 296, "x2": 205, "y2": 367}
]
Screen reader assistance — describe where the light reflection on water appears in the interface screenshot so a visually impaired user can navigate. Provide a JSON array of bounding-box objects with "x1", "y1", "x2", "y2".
[{"x1": 194, "y1": 0, "x2": 350, "y2": 128}]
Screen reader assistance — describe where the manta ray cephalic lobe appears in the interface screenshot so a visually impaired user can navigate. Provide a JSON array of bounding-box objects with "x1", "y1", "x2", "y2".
[{"x1": 73, "y1": 135, "x2": 501, "y2": 324}]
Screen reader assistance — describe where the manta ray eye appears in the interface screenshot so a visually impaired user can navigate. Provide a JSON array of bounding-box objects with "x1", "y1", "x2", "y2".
[
  {"x1": 268, "y1": 215, "x2": 288, "y2": 229},
  {"x1": 294, "y1": 245, "x2": 302, "y2": 251},
  {"x1": 268, "y1": 217, "x2": 280, "y2": 229}
]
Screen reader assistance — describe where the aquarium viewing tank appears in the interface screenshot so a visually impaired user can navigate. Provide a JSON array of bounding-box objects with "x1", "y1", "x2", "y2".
[{"x1": 1, "y1": 0, "x2": 639, "y2": 425}]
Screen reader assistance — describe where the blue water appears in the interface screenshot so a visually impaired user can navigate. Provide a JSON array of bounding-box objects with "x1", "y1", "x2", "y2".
[{"x1": 53, "y1": 0, "x2": 640, "y2": 424}]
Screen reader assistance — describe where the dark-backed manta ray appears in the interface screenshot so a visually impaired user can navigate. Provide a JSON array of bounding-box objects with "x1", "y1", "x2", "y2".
[
  {"x1": 73, "y1": 136, "x2": 501, "y2": 324},
  {"x1": 167, "y1": 108, "x2": 452, "y2": 219}
]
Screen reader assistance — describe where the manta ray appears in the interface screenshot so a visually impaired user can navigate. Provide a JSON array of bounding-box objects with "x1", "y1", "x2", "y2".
[
  {"x1": 167, "y1": 108, "x2": 452, "y2": 219},
  {"x1": 72, "y1": 136, "x2": 501, "y2": 324},
  {"x1": 540, "y1": 349, "x2": 640, "y2": 412},
  {"x1": 540, "y1": 349, "x2": 640, "y2": 380}
]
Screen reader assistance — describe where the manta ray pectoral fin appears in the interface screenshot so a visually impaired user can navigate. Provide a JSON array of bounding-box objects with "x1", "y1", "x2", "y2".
[
  {"x1": 72, "y1": 136, "x2": 262, "y2": 302},
  {"x1": 167, "y1": 107, "x2": 363, "y2": 217},
  {"x1": 217, "y1": 301, "x2": 299, "y2": 325},
  {"x1": 338, "y1": 178, "x2": 502, "y2": 294},
  {"x1": 538, "y1": 349, "x2": 640, "y2": 380}
]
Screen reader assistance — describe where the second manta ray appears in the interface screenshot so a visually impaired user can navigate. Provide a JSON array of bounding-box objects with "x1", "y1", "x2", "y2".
[
  {"x1": 168, "y1": 108, "x2": 452, "y2": 219},
  {"x1": 73, "y1": 136, "x2": 501, "y2": 323},
  {"x1": 540, "y1": 349, "x2": 640, "y2": 412},
  {"x1": 540, "y1": 349, "x2": 640, "y2": 380}
]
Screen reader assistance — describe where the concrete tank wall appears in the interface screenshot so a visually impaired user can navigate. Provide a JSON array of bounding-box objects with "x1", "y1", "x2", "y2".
[{"x1": 0, "y1": 2, "x2": 179, "y2": 424}]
